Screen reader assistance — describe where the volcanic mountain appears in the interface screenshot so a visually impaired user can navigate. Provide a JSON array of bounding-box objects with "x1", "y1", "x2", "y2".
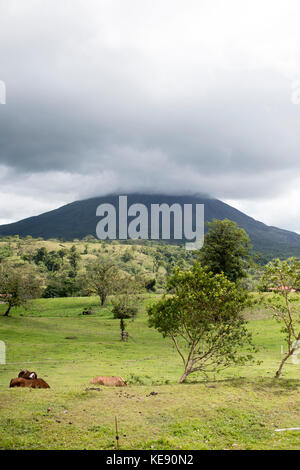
[{"x1": 0, "y1": 194, "x2": 299, "y2": 260}]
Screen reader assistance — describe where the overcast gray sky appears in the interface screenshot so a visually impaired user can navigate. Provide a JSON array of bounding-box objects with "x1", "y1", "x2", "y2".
[{"x1": 1, "y1": 0, "x2": 300, "y2": 231}]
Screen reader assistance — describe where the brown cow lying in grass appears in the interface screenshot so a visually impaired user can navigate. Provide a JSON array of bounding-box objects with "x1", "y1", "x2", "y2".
[
  {"x1": 90, "y1": 376, "x2": 127, "y2": 386},
  {"x1": 10, "y1": 370, "x2": 50, "y2": 389},
  {"x1": 10, "y1": 377, "x2": 50, "y2": 388},
  {"x1": 18, "y1": 369, "x2": 38, "y2": 380}
]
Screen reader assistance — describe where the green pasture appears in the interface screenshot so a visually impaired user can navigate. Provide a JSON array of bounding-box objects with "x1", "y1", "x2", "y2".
[{"x1": 1, "y1": 295, "x2": 300, "y2": 450}]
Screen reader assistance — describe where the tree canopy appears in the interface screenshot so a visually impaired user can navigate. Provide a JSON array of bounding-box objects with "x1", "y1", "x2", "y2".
[
  {"x1": 199, "y1": 219, "x2": 251, "y2": 282},
  {"x1": 0, "y1": 263, "x2": 42, "y2": 316},
  {"x1": 86, "y1": 257, "x2": 119, "y2": 305},
  {"x1": 148, "y1": 262, "x2": 256, "y2": 383},
  {"x1": 259, "y1": 257, "x2": 300, "y2": 378}
]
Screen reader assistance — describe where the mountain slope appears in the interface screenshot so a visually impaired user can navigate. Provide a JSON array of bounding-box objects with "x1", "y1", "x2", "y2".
[{"x1": 0, "y1": 194, "x2": 299, "y2": 258}]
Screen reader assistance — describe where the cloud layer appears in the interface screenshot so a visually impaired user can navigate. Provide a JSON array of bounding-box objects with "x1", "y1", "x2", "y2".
[{"x1": 1, "y1": 0, "x2": 300, "y2": 230}]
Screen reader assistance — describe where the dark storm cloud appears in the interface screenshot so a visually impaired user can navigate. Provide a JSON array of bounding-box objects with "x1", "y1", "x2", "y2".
[{"x1": 1, "y1": 0, "x2": 300, "y2": 227}]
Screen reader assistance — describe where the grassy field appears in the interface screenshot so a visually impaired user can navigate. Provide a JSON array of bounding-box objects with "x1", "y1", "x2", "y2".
[{"x1": 1, "y1": 295, "x2": 300, "y2": 450}]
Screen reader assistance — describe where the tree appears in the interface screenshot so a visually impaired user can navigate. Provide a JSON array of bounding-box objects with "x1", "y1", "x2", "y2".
[
  {"x1": 148, "y1": 263, "x2": 255, "y2": 383},
  {"x1": 86, "y1": 257, "x2": 119, "y2": 305},
  {"x1": 120, "y1": 250, "x2": 134, "y2": 263},
  {"x1": 58, "y1": 248, "x2": 68, "y2": 260},
  {"x1": 0, "y1": 244, "x2": 13, "y2": 263},
  {"x1": 33, "y1": 247, "x2": 48, "y2": 264},
  {"x1": 0, "y1": 264, "x2": 42, "y2": 316},
  {"x1": 32, "y1": 247, "x2": 63, "y2": 272},
  {"x1": 200, "y1": 219, "x2": 251, "y2": 283},
  {"x1": 44, "y1": 251, "x2": 62, "y2": 272},
  {"x1": 43, "y1": 270, "x2": 84, "y2": 298},
  {"x1": 144, "y1": 278, "x2": 156, "y2": 292},
  {"x1": 68, "y1": 245, "x2": 81, "y2": 272},
  {"x1": 259, "y1": 257, "x2": 300, "y2": 378},
  {"x1": 112, "y1": 277, "x2": 141, "y2": 341},
  {"x1": 153, "y1": 252, "x2": 163, "y2": 273}
]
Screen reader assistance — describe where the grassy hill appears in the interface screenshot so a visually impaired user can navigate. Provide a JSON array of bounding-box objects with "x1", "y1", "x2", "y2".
[
  {"x1": 0, "y1": 194, "x2": 299, "y2": 260},
  {"x1": 0, "y1": 236, "x2": 197, "y2": 295},
  {"x1": 1, "y1": 295, "x2": 300, "y2": 449}
]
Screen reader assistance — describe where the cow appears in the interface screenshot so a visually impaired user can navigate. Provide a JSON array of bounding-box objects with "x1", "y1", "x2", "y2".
[
  {"x1": 10, "y1": 377, "x2": 50, "y2": 389},
  {"x1": 18, "y1": 369, "x2": 38, "y2": 380},
  {"x1": 90, "y1": 376, "x2": 127, "y2": 386}
]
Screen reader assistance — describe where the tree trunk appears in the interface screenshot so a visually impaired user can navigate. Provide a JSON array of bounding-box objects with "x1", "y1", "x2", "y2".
[
  {"x1": 120, "y1": 318, "x2": 125, "y2": 341},
  {"x1": 275, "y1": 350, "x2": 294, "y2": 378},
  {"x1": 3, "y1": 304, "x2": 11, "y2": 317},
  {"x1": 179, "y1": 366, "x2": 192, "y2": 383},
  {"x1": 100, "y1": 295, "x2": 106, "y2": 306},
  {"x1": 179, "y1": 372, "x2": 188, "y2": 383}
]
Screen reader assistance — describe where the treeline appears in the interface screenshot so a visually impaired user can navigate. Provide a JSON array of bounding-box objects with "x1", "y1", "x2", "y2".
[
  {"x1": 0, "y1": 236, "x2": 198, "y2": 301},
  {"x1": 0, "y1": 223, "x2": 268, "y2": 302}
]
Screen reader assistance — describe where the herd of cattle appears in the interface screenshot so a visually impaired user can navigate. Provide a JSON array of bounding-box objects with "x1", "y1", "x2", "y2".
[{"x1": 9, "y1": 370, "x2": 127, "y2": 388}]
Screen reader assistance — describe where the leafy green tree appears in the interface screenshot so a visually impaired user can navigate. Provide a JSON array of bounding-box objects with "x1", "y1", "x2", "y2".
[
  {"x1": 58, "y1": 248, "x2": 68, "y2": 260},
  {"x1": 153, "y1": 252, "x2": 163, "y2": 273},
  {"x1": 120, "y1": 250, "x2": 134, "y2": 263},
  {"x1": 86, "y1": 257, "x2": 119, "y2": 305},
  {"x1": 148, "y1": 263, "x2": 255, "y2": 383},
  {"x1": 68, "y1": 245, "x2": 81, "y2": 271},
  {"x1": 44, "y1": 251, "x2": 62, "y2": 272},
  {"x1": 259, "y1": 257, "x2": 300, "y2": 378},
  {"x1": 144, "y1": 278, "x2": 156, "y2": 292},
  {"x1": 0, "y1": 244, "x2": 13, "y2": 263},
  {"x1": 112, "y1": 277, "x2": 141, "y2": 341},
  {"x1": 0, "y1": 264, "x2": 42, "y2": 316},
  {"x1": 200, "y1": 219, "x2": 251, "y2": 283},
  {"x1": 33, "y1": 247, "x2": 48, "y2": 264},
  {"x1": 32, "y1": 247, "x2": 61, "y2": 271},
  {"x1": 43, "y1": 271, "x2": 85, "y2": 298}
]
